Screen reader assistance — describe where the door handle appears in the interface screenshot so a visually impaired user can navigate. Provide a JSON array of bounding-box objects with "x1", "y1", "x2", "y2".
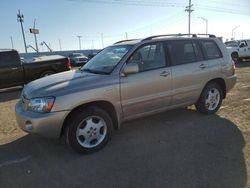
[
  {"x1": 160, "y1": 71, "x2": 170, "y2": 77},
  {"x1": 11, "y1": 67, "x2": 18, "y2": 70},
  {"x1": 199, "y1": 64, "x2": 206, "y2": 69}
]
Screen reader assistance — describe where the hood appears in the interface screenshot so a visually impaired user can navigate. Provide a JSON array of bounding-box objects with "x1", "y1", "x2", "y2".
[{"x1": 23, "y1": 70, "x2": 109, "y2": 98}]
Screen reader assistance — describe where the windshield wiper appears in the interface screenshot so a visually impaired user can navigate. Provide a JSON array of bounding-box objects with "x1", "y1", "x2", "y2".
[{"x1": 81, "y1": 68, "x2": 108, "y2": 75}]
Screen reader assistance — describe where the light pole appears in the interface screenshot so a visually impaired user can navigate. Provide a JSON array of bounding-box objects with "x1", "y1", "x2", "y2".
[
  {"x1": 58, "y1": 39, "x2": 62, "y2": 51},
  {"x1": 198, "y1": 17, "x2": 208, "y2": 34},
  {"x1": 77, "y1": 36, "x2": 82, "y2": 50},
  {"x1": 101, "y1": 33, "x2": 104, "y2": 48},
  {"x1": 33, "y1": 19, "x2": 39, "y2": 54},
  {"x1": 17, "y1": 10, "x2": 27, "y2": 53},
  {"x1": 10, "y1": 36, "x2": 14, "y2": 49},
  {"x1": 232, "y1": 25, "x2": 240, "y2": 40},
  {"x1": 125, "y1": 32, "x2": 128, "y2": 40}
]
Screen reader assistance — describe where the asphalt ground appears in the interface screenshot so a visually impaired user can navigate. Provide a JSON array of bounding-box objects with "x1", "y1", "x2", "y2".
[{"x1": 0, "y1": 60, "x2": 250, "y2": 188}]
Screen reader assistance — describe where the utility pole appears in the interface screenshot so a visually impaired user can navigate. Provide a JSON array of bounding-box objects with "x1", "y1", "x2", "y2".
[
  {"x1": 185, "y1": 0, "x2": 194, "y2": 35},
  {"x1": 33, "y1": 19, "x2": 39, "y2": 54},
  {"x1": 77, "y1": 35, "x2": 82, "y2": 50},
  {"x1": 10, "y1": 36, "x2": 14, "y2": 49},
  {"x1": 101, "y1": 33, "x2": 104, "y2": 48},
  {"x1": 198, "y1": 17, "x2": 208, "y2": 34},
  {"x1": 17, "y1": 9, "x2": 27, "y2": 53},
  {"x1": 125, "y1": 32, "x2": 128, "y2": 40}
]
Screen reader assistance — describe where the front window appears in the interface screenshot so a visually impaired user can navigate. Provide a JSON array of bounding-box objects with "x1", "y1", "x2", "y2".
[
  {"x1": 127, "y1": 43, "x2": 166, "y2": 72},
  {"x1": 81, "y1": 45, "x2": 132, "y2": 74}
]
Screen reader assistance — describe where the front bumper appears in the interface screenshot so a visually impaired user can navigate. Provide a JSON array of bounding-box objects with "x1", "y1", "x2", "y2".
[{"x1": 15, "y1": 100, "x2": 70, "y2": 138}]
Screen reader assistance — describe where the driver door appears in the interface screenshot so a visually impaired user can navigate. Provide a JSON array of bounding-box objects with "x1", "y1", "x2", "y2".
[{"x1": 120, "y1": 42, "x2": 172, "y2": 120}]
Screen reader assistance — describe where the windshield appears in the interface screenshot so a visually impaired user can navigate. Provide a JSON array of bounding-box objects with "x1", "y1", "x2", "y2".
[
  {"x1": 81, "y1": 45, "x2": 132, "y2": 74},
  {"x1": 225, "y1": 41, "x2": 239, "y2": 47}
]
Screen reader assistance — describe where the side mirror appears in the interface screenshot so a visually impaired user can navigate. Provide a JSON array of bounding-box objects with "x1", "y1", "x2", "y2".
[{"x1": 123, "y1": 63, "x2": 139, "y2": 75}]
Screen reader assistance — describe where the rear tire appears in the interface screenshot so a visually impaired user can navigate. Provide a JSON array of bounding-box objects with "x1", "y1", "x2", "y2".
[
  {"x1": 65, "y1": 106, "x2": 113, "y2": 154},
  {"x1": 195, "y1": 83, "x2": 223, "y2": 114},
  {"x1": 40, "y1": 70, "x2": 55, "y2": 77}
]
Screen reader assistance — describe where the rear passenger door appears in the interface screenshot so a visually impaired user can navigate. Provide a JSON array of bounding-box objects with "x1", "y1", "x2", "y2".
[{"x1": 165, "y1": 39, "x2": 216, "y2": 105}]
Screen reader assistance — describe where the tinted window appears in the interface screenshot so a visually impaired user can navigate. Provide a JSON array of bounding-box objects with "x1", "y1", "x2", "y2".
[
  {"x1": 128, "y1": 43, "x2": 166, "y2": 72},
  {"x1": 200, "y1": 40, "x2": 222, "y2": 59},
  {"x1": 0, "y1": 51, "x2": 20, "y2": 67},
  {"x1": 166, "y1": 40, "x2": 201, "y2": 65}
]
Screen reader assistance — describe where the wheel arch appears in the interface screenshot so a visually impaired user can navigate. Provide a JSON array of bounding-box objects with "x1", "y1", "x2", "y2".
[
  {"x1": 206, "y1": 78, "x2": 226, "y2": 98},
  {"x1": 60, "y1": 100, "x2": 119, "y2": 137},
  {"x1": 40, "y1": 69, "x2": 57, "y2": 77}
]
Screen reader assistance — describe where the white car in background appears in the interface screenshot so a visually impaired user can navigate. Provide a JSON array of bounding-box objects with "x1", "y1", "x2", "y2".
[
  {"x1": 74, "y1": 55, "x2": 89, "y2": 66},
  {"x1": 69, "y1": 53, "x2": 89, "y2": 66},
  {"x1": 225, "y1": 40, "x2": 250, "y2": 62}
]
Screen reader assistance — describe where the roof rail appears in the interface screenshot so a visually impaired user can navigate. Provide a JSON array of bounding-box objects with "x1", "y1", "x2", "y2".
[
  {"x1": 114, "y1": 39, "x2": 137, "y2": 44},
  {"x1": 142, "y1": 33, "x2": 216, "y2": 41},
  {"x1": 197, "y1": 33, "x2": 216, "y2": 38}
]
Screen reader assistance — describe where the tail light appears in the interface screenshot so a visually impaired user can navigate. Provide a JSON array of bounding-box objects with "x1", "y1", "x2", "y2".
[
  {"x1": 67, "y1": 58, "x2": 72, "y2": 70},
  {"x1": 232, "y1": 60, "x2": 236, "y2": 75}
]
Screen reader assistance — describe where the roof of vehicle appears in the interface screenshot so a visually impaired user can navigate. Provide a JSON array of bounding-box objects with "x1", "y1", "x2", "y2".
[
  {"x1": 0, "y1": 49, "x2": 17, "y2": 52},
  {"x1": 113, "y1": 33, "x2": 217, "y2": 46},
  {"x1": 33, "y1": 55, "x2": 66, "y2": 62},
  {"x1": 75, "y1": 55, "x2": 88, "y2": 59}
]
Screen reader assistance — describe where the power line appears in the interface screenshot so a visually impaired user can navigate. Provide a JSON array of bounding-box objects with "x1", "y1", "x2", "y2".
[
  {"x1": 68, "y1": 0, "x2": 185, "y2": 7},
  {"x1": 196, "y1": 5, "x2": 250, "y2": 16}
]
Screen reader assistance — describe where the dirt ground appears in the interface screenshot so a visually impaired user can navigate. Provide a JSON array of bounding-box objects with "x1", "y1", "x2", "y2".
[{"x1": 0, "y1": 61, "x2": 250, "y2": 188}]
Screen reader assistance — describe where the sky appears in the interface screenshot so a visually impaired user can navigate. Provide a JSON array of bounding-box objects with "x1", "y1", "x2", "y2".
[{"x1": 0, "y1": 0, "x2": 250, "y2": 53}]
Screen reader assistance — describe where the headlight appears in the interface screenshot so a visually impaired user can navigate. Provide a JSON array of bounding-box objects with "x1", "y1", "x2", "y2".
[{"x1": 27, "y1": 97, "x2": 55, "y2": 113}]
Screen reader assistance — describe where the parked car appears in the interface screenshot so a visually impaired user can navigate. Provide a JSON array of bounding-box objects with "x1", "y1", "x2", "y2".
[
  {"x1": 73, "y1": 55, "x2": 89, "y2": 66},
  {"x1": 225, "y1": 39, "x2": 250, "y2": 62},
  {"x1": 0, "y1": 49, "x2": 71, "y2": 89},
  {"x1": 16, "y1": 34, "x2": 237, "y2": 154},
  {"x1": 88, "y1": 52, "x2": 99, "y2": 59},
  {"x1": 68, "y1": 53, "x2": 88, "y2": 66}
]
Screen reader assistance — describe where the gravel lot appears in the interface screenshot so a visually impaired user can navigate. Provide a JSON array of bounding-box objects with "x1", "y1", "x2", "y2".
[{"x1": 0, "y1": 61, "x2": 250, "y2": 188}]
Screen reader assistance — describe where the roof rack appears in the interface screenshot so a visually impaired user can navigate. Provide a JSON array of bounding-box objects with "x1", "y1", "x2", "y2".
[
  {"x1": 142, "y1": 33, "x2": 216, "y2": 41},
  {"x1": 114, "y1": 39, "x2": 138, "y2": 44}
]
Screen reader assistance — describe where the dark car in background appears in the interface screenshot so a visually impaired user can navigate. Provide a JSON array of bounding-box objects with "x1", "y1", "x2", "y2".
[{"x1": 0, "y1": 49, "x2": 71, "y2": 89}]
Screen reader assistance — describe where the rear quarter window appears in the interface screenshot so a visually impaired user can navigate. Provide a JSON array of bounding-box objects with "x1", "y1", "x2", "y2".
[{"x1": 200, "y1": 40, "x2": 222, "y2": 59}]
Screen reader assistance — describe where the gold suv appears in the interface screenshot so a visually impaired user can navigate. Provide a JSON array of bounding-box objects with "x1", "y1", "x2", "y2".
[{"x1": 16, "y1": 34, "x2": 237, "y2": 153}]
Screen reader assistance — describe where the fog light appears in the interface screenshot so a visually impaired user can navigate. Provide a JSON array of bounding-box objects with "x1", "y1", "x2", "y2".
[{"x1": 25, "y1": 121, "x2": 33, "y2": 131}]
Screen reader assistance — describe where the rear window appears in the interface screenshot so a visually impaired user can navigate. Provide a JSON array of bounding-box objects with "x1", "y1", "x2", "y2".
[
  {"x1": 0, "y1": 51, "x2": 20, "y2": 67},
  {"x1": 200, "y1": 40, "x2": 222, "y2": 59}
]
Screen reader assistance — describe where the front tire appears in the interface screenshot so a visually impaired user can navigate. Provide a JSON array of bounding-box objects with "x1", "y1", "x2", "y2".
[
  {"x1": 195, "y1": 83, "x2": 223, "y2": 114},
  {"x1": 66, "y1": 106, "x2": 113, "y2": 154}
]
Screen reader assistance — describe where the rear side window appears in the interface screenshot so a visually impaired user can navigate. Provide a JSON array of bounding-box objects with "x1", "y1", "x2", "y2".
[
  {"x1": 200, "y1": 40, "x2": 222, "y2": 59},
  {"x1": 0, "y1": 51, "x2": 20, "y2": 67},
  {"x1": 166, "y1": 40, "x2": 203, "y2": 65}
]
